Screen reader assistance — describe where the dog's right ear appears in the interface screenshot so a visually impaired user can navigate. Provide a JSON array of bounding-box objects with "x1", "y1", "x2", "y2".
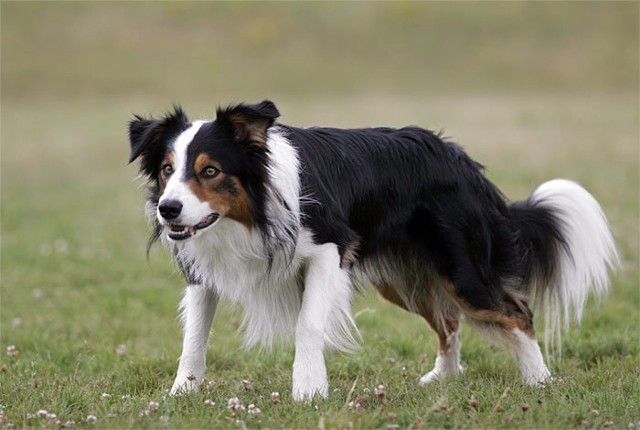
[
  {"x1": 128, "y1": 107, "x2": 189, "y2": 176},
  {"x1": 128, "y1": 116, "x2": 158, "y2": 163}
]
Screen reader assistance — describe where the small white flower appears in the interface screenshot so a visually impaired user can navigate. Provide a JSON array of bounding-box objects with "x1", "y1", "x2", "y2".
[
  {"x1": 374, "y1": 384, "x2": 386, "y2": 399},
  {"x1": 116, "y1": 344, "x2": 127, "y2": 357},
  {"x1": 63, "y1": 419, "x2": 76, "y2": 427},
  {"x1": 270, "y1": 392, "x2": 280, "y2": 404},
  {"x1": 6, "y1": 345, "x2": 18, "y2": 357},
  {"x1": 148, "y1": 401, "x2": 159, "y2": 413},
  {"x1": 86, "y1": 415, "x2": 97, "y2": 424},
  {"x1": 100, "y1": 393, "x2": 111, "y2": 401},
  {"x1": 37, "y1": 410, "x2": 48, "y2": 419},
  {"x1": 248, "y1": 404, "x2": 261, "y2": 419},
  {"x1": 204, "y1": 399, "x2": 215, "y2": 406},
  {"x1": 241, "y1": 379, "x2": 251, "y2": 390},
  {"x1": 227, "y1": 397, "x2": 244, "y2": 412}
]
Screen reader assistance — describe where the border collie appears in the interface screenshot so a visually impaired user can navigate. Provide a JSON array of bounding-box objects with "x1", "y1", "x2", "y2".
[{"x1": 128, "y1": 100, "x2": 618, "y2": 401}]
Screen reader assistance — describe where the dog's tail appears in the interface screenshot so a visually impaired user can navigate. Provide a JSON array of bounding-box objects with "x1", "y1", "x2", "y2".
[{"x1": 509, "y1": 179, "x2": 619, "y2": 354}]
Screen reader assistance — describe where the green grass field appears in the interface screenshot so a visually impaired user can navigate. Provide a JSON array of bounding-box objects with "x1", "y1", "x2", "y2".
[{"x1": 1, "y1": 3, "x2": 638, "y2": 429}]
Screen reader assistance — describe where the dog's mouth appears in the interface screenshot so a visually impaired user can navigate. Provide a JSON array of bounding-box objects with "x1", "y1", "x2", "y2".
[{"x1": 166, "y1": 213, "x2": 219, "y2": 241}]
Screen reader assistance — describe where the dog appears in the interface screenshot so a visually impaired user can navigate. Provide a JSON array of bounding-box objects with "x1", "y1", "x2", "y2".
[{"x1": 128, "y1": 100, "x2": 618, "y2": 401}]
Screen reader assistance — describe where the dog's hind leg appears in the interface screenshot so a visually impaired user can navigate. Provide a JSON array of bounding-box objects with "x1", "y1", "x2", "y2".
[
  {"x1": 418, "y1": 317, "x2": 463, "y2": 385},
  {"x1": 448, "y1": 283, "x2": 551, "y2": 385},
  {"x1": 375, "y1": 282, "x2": 464, "y2": 384},
  {"x1": 170, "y1": 284, "x2": 218, "y2": 395}
]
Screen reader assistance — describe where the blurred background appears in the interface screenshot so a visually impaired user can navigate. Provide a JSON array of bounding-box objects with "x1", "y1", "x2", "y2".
[{"x1": 1, "y1": 2, "x2": 637, "y2": 369}]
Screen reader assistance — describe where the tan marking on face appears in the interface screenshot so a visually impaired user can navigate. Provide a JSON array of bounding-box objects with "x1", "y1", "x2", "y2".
[{"x1": 187, "y1": 153, "x2": 253, "y2": 230}]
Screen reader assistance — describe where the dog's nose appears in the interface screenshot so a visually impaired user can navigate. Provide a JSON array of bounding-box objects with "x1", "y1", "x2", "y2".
[{"x1": 158, "y1": 200, "x2": 183, "y2": 220}]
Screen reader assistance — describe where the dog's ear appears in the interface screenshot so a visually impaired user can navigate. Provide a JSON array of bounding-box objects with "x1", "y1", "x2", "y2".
[
  {"x1": 128, "y1": 116, "x2": 159, "y2": 163},
  {"x1": 128, "y1": 107, "x2": 189, "y2": 176},
  {"x1": 216, "y1": 100, "x2": 280, "y2": 150}
]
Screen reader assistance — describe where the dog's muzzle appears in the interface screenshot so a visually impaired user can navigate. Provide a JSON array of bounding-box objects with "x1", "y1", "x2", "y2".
[{"x1": 165, "y1": 213, "x2": 220, "y2": 241}]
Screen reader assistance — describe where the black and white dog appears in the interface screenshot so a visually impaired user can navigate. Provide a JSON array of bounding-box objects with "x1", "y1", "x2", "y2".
[{"x1": 128, "y1": 100, "x2": 618, "y2": 400}]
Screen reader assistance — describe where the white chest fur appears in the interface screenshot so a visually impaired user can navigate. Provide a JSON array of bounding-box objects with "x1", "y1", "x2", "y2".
[{"x1": 172, "y1": 222, "x2": 316, "y2": 348}]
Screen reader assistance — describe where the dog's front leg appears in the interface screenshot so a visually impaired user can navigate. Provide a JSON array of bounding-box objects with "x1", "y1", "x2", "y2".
[
  {"x1": 170, "y1": 284, "x2": 218, "y2": 395},
  {"x1": 292, "y1": 243, "x2": 352, "y2": 402}
]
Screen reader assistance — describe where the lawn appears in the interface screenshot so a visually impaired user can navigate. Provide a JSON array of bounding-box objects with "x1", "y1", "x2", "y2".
[{"x1": 1, "y1": 3, "x2": 638, "y2": 429}]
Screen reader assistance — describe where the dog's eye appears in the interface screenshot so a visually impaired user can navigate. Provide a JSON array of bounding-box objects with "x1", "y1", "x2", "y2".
[
  {"x1": 202, "y1": 166, "x2": 220, "y2": 179},
  {"x1": 161, "y1": 164, "x2": 174, "y2": 177}
]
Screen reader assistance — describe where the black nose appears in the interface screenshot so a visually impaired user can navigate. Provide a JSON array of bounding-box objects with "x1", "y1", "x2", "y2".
[{"x1": 158, "y1": 200, "x2": 183, "y2": 220}]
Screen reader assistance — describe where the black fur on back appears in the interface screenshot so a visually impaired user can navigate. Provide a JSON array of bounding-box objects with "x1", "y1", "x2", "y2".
[{"x1": 281, "y1": 125, "x2": 553, "y2": 310}]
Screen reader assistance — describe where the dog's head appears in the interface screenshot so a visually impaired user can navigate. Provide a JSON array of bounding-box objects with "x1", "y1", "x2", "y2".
[{"x1": 128, "y1": 100, "x2": 280, "y2": 242}]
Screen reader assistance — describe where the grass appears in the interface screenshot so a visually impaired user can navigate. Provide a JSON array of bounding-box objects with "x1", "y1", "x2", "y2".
[{"x1": 1, "y1": 2, "x2": 638, "y2": 429}]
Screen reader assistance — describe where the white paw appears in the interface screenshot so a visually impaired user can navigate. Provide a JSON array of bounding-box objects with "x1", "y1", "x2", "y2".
[
  {"x1": 292, "y1": 381, "x2": 328, "y2": 402},
  {"x1": 291, "y1": 361, "x2": 328, "y2": 402},
  {"x1": 419, "y1": 370, "x2": 441, "y2": 385},
  {"x1": 419, "y1": 364, "x2": 463, "y2": 385},
  {"x1": 170, "y1": 372, "x2": 202, "y2": 396},
  {"x1": 521, "y1": 366, "x2": 552, "y2": 387}
]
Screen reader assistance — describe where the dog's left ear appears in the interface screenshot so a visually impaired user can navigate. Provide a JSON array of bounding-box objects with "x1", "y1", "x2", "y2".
[{"x1": 216, "y1": 100, "x2": 280, "y2": 150}]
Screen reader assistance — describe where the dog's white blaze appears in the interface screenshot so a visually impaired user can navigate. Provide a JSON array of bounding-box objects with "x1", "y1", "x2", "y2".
[{"x1": 158, "y1": 121, "x2": 211, "y2": 227}]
